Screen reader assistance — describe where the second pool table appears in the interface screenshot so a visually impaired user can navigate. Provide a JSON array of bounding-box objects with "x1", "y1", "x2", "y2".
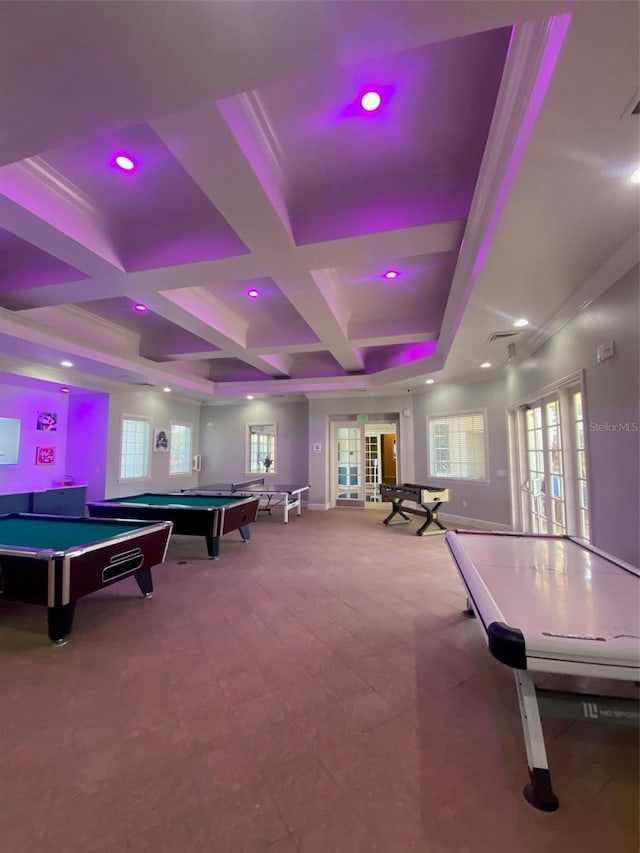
[{"x1": 87, "y1": 493, "x2": 259, "y2": 559}]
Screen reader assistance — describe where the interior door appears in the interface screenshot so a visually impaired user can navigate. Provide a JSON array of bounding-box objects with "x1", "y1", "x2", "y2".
[{"x1": 332, "y1": 423, "x2": 365, "y2": 507}]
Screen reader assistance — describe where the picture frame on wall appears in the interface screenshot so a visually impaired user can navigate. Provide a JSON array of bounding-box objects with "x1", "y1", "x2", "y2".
[
  {"x1": 35, "y1": 446, "x2": 56, "y2": 465},
  {"x1": 153, "y1": 428, "x2": 170, "y2": 452},
  {"x1": 36, "y1": 411, "x2": 58, "y2": 432}
]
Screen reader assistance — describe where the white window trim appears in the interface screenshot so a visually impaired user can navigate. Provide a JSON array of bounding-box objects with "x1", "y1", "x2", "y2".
[
  {"x1": 168, "y1": 421, "x2": 194, "y2": 478},
  {"x1": 426, "y1": 407, "x2": 490, "y2": 483},
  {"x1": 118, "y1": 413, "x2": 152, "y2": 483},
  {"x1": 245, "y1": 422, "x2": 278, "y2": 476}
]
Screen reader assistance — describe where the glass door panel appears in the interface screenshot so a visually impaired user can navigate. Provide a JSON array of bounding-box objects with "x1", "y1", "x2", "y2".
[
  {"x1": 365, "y1": 435, "x2": 381, "y2": 502},
  {"x1": 572, "y1": 390, "x2": 590, "y2": 539},
  {"x1": 546, "y1": 400, "x2": 566, "y2": 535},
  {"x1": 525, "y1": 405, "x2": 547, "y2": 533},
  {"x1": 523, "y1": 397, "x2": 567, "y2": 535}
]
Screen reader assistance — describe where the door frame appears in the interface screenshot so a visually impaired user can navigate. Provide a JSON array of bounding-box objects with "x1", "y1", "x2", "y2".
[
  {"x1": 329, "y1": 417, "x2": 401, "y2": 508},
  {"x1": 507, "y1": 370, "x2": 588, "y2": 535}
]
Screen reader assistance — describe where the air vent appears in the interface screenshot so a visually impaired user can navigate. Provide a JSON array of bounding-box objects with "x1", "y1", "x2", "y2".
[
  {"x1": 269, "y1": 394, "x2": 286, "y2": 398},
  {"x1": 487, "y1": 331, "x2": 519, "y2": 343}
]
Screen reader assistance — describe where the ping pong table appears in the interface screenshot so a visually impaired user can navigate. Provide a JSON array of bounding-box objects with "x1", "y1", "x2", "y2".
[{"x1": 184, "y1": 478, "x2": 310, "y2": 524}]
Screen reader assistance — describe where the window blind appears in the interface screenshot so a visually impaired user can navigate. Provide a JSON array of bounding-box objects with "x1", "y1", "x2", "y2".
[{"x1": 428, "y1": 412, "x2": 486, "y2": 480}]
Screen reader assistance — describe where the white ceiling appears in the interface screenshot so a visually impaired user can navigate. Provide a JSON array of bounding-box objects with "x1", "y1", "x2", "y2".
[{"x1": 0, "y1": 1, "x2": 637, "y2": 403}]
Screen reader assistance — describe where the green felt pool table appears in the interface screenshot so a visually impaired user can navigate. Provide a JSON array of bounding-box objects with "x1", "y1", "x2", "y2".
[
  {"x1": 86, "y1": 493, "x2": 259, "y2": 559},
  {"x1": 0, "y1": 513, "x2": 172, "y2": 644}
]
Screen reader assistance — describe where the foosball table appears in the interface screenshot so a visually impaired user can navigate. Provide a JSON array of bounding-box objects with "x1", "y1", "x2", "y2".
[{"x1": 380, "y1": 483, "x2": 451, "y2": 536}]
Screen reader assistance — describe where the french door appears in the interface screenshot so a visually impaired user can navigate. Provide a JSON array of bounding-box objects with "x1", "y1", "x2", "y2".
[
  {"x1": 332, "y1": 423, "x2": 365, "y2": 507},
  {"x1": 511, "y1": 380, "x2": 590, "y2": 539}
]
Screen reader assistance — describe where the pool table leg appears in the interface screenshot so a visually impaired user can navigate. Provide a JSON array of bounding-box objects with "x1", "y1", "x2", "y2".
[
  {"x1": 134, "y1": 568, "x2": 154, "y2": 598},
  {"x1": 205, "y1": 533, "x2": 220, "y2": 560},
  {"x1": 239, "y1": 524, "x2": 251, "y2": 543},
  {"x1": 514, "y1": 670, "x2": 560, "y2": 812},
  {"x1": 47, "y1": 603, "x2": 76, "y2": 646}
]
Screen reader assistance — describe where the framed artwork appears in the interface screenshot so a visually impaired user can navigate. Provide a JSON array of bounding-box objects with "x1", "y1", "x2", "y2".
[
  {"x1": 36, "y1": 446, "x2": 56, "y2": 465},
  {"x1": 36, "y1": 411, "x2": 58, "y2": 432},
  {"x1": 153, "y1": 428, "x2": 170, "y2": 452}
]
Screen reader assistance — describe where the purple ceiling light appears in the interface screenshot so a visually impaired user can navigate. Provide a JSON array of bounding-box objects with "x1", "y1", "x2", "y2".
[
  {"x1": 360, "y1": 91, "x2": 382, "y2": 112},
  {"x1": 383, "y1": 270, "x2": 400, "y2": 280},
  {"x1": 134, "y1": 303, "x2": 147, "y2": 312},
  {"x1": 114, "y1": 153, "x2": 136, "y2": 172},
  {"x1": 247, "y1": 289, "x2": 260, "y2": 298},
  {"x1": 60, "y1": 387, "x2": 70, "y2": 393}
]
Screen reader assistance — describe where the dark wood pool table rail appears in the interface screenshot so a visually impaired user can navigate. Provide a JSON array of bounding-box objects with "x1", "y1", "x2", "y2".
[
  {"x1": 0, "y1": 513, "x2": 172, "y2": 644},
  {"x1": 86, "y1": 494, "x2": 260, "y2": 559}
]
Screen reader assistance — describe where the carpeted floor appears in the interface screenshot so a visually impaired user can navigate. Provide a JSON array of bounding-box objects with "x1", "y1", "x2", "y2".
[{"x1": 1, "y1": 507, "x2": 638, "y2": 852}]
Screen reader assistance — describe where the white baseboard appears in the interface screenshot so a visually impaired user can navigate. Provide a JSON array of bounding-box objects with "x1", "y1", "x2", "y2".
[
  {"x1": 439, "y1": 512, "x2": 512, "y2": 532},
  {"x1": 305, "y1": 506, "x2": 511, "y2": 529}
]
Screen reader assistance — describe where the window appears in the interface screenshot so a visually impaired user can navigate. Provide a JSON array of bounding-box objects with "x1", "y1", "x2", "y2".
[
  {"x1": 169, "y1": 422, "x2": 193, "y2": 476},
  {"x1": 247, "y1": 423, "x2": 276, "y2": 474},
  {"x1": 120, "y1": 416, "x2": 151, "y2": 480},
  {"x1": 427, "y1": 411, "x2": 487, "y2": 480}
]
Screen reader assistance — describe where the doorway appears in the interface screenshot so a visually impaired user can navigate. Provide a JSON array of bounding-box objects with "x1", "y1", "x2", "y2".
[
  {"x1": 365, "y1": 423, "x2": 398, "y2": 504},
  {"x1": 330, "y1": 419, "x2": 399, "y2": 508}
]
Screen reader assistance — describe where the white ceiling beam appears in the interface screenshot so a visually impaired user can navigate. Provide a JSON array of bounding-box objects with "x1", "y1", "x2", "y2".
[
  {"x1": 0, "y1": 161, "x2": 123, "y2": 274},
  {"x1": 151, "y1": 100, "x2": 294, "y2": 253},
  {"x1": 294, "y1": 221, "x2": 465, "y2": 269},
  {"x1": 144, "y1": 290, "x2": 289, "y2": 379},
  {"x1": 0, "y1": 306, "x2": 215, "y2": 396}
]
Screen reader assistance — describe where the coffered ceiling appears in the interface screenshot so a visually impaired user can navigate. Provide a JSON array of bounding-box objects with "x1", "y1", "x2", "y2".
[{"x1": 0, "y1": 1, "x2": 637, "y2": 401}]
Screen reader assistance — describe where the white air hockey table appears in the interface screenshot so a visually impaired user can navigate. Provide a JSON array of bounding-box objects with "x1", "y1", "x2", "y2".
[{"x1": 445, "y1": 530, "x2": 640, "y2": 812}]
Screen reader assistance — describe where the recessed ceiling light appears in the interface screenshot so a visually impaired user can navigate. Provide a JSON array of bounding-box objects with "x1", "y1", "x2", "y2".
[
  {"x1": 60, "y1": 360, "x2": 74, "y2": 367},
  {"x1": 247, "y1": 289, "x2": 260, "y2": 298},
  {"x1": 163, "y1": 387, "x2": 171, "y2": 393},
  {"x1": 246, "y1": 395, "x2": 254, "y2": 400},
  {"x1": 513, "y1": 318, "x2": 529, "y2": 328},
  {"x1": 134, "y1": 303, "x2": 147, "y2": 312},
  {"x1": 425, "y1": 379, "x2": 435, "y2": 384},
  {"x1": 630, "y1": 166, "x2": 640, "y2": 184},
  {"x1": 383, "y1": 270, "x2": 400, "y2": 280},
  {"x1": 360, "y1": 91, "x2": 382, "y2": 112},
  {"x1": 114, "y1": 154, "x2": 136, "y2": 172},
  {"x1": 480, "y1": 362, "x2": 492, "y2": 369},
  {"x1": 60, "y1": 387, "x2": 70, "y2": 393}
]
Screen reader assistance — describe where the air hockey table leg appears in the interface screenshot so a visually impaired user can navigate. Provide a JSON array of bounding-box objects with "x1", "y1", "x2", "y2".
[{"x1": 514, "y1": 670, "x2": 560, "y2": 812}]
